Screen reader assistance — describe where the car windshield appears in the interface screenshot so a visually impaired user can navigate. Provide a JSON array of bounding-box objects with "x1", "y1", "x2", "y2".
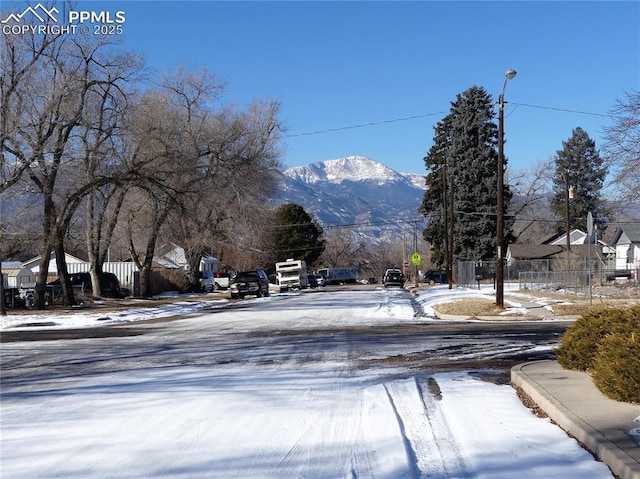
[{"x1": 235, "y1": 272, "x2": 258, "y2": 281}]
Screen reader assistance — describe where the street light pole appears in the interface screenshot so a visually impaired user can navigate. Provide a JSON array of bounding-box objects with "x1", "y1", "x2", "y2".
[{"x1": 496, "y1": 69, "x2": 517, "y2": 309}]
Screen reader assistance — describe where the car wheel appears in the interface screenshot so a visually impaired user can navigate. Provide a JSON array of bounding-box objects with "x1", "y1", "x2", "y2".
[
  {"x1": 429, "y1": 279, "x2": 435, "y2": 285},
  {"x1": 264, "y1": 289, "x2": 269, "y2": 297},
  {"x1": 256, "y1": 288, "x2": 263, "y2": 298}
]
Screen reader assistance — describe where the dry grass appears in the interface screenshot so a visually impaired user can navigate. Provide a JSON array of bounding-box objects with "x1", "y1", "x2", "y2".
[
  {"x1": 432, "y1": 286, "x2": 640, "y2": 318},
  {"x1": 434, "y1": 298, "x2": 506, "y2": 317}
]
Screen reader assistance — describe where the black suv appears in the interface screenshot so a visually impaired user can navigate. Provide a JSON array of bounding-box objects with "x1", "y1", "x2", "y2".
[
  {"x1": 383, "y1": 268, "x2": 405, "y2": 288},
  {"x1": 422, "y1": 269, "x2": 446, "y2": 284},
  {"x1": 229, "y1": 270, "x2": 270, "y2": 299}
]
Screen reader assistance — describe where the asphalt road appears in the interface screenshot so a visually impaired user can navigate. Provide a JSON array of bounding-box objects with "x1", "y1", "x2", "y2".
[{"x1": 0, "y1": 288, "x2": 571, "y2": 383}]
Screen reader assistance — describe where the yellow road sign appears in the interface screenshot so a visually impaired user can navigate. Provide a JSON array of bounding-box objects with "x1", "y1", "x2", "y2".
[{"x1": 411, "y1": 252, "x2": 421, "y2": 265}]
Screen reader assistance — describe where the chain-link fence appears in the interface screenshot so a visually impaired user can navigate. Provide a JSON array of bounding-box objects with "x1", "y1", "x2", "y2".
[
  {"x1": 518, "y1": 270, "x2": 591, "y2": 295},
  {"x1": 457, "y1": 260, "x2": 638, "y2": 295}
]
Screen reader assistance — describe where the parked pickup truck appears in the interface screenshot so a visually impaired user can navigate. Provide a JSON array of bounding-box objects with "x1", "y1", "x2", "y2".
[{"x1": 200, "y1": 271, "x2": 232, "y2": 292}]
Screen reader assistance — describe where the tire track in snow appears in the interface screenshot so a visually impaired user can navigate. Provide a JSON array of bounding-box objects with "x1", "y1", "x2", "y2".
[{"x1": 384, "y1": 377, "x2": 470, "y2": 479}]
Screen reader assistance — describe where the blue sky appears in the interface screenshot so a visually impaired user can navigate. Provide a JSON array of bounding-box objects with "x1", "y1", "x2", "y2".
[{"x1": 6, "y1": 1, "x2": 640, "y2": 176}]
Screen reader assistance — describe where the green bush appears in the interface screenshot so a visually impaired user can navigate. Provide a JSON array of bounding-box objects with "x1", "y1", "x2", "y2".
[
  {"x1": 591, "y1": 330, "x2": 640, "y2": 403},
  {"x1": 556, "y1": 305, "x2": 640, "y2": 403},
  {"x1": 556, "y1": 308, "x2": 619, "y2": 371}
]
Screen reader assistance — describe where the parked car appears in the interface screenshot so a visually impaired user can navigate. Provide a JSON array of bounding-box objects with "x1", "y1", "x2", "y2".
[
  {"x1": 422, "y1": 269, "x2": 446, "y2": 284},
  {"x1": 3, "y1": 288, "x2": 25, "y2": 309},
  {"x1": 47, "y1": 272, "x2": 128, "y2": 299},
  {"x1": 307, "y1": 274, "x2": 318, "y2": 288},
  {"x1": 229, "y1": 270, "x2": 270, "y2": 299},
  {"x1": 383, "y1": 268, "x2": 405, "y2": 288},
  {"x1": 315, "y1": 274, "x2": 326, "y2": 287}
]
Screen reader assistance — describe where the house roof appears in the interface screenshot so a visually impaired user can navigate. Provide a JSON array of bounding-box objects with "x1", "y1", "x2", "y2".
[
  {"x1": 545, "y1": 229, "x2": 589, "y2": 246},
  {"x1": 1, "y1": 261, "x2": 24, "y2": 269},
  {"x1": 22, "y1": 252, "x2": 87, "y2": 268},
  {"x1": 155, "y1": 244, "x2": 219, "y2": 266},
  {"x1": 508, "y1": 244, "x2": 563, "y2": 260},
  {"x1": 540, "y1": 231, "x2": 563, "y2": 245},
  {"x1": 508, "y1": 243, "x2": 603, "y2": 261},
  {"x1": 611, "y1": 223, "x2": 640, "y2": 245}
]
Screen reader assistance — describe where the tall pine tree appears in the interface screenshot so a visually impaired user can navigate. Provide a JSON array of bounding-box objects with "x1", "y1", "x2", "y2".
[
  {"x1": 420, "y1": 117, "x2": 451, "y2": 266},
  {"x1": 551, "y1": 127, "x2": 609, "y2": 234},
  {"x1": 420, "y1": 86, "x2": 514, "y2": 263},
  {"x1": 272, "y1": 203, "x2": 325, "y2": 267}
]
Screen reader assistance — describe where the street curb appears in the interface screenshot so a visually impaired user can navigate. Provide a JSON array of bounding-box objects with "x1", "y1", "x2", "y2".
[
  {"x1": 512, "y1": 361, "x2": 640, "y2": 479},
  {"x1": 432, "y1": 310, "x2": 544, "y2": 321}
]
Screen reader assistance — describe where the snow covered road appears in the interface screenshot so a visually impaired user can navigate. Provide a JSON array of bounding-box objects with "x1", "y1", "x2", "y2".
[{"x1": 0, "y1": 288, "x2": 613, "y2": 478}]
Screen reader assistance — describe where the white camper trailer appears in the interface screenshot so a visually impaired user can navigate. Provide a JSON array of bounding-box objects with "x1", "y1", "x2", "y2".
[{"x1": 275, "y1": 259, "x2": 308, "y2": 292}]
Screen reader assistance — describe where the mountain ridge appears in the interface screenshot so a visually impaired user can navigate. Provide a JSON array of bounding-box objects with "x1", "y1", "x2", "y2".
[{"x1": 275, "y1": 156, "x2": 426, "y2": 242}]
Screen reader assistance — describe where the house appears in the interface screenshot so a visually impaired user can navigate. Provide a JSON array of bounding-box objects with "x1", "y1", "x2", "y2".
[
  {"x1": 155, "y1": 243, "x2": 221, "y2": 273},
  {"x1": 506, "y1": 229, "x2": 615, "y2": 278},
  {"x1": 506, "y1": 229, "x2": 609, "y2": 267},
  {"x1": 22, "y1": 252, "x2": 87, "y2": 280},
  {"x1": 610, "y1": 223, "x2": 640, "y2": 272},
  {"x1": 1, "y1": 261, "x2": 36, "y2": 289}
]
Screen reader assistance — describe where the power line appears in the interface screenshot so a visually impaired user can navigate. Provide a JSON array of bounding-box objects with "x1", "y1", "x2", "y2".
[
  {"x1": 284, "y1": 102, "x2": 609, "y2": 139},
  {"x1": 511, "y1": 102, "x2": 610, "y2": 118},
  {"x1": 285, "y1": 112, "x2": 448, "y2": 138},
  {"x1": 272, "y1": 217, "x2": 427, "y2": 230}
]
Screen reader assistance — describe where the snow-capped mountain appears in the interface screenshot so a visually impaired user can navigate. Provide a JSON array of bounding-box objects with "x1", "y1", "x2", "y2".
[
  {"x1": 275, "y1": 156, "x2": 426, "y2": 242},
  {"x1": 285, "y1": 156, "x2": 411, "y2": 186}
]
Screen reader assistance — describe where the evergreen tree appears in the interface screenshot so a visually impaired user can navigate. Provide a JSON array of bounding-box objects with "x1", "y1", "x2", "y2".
[
  {"x1": 272, "y1": 203, "x2": 325, "y2": 266},
  {"x1": 551, "y1": 127, "x2": 609, "y2": 234},
  {"x1": 420, "y1": 117, "x2": 450, "y2": 266},
  {"x1": 420, "y1": 86, "x2": 514, "y2": 263}
]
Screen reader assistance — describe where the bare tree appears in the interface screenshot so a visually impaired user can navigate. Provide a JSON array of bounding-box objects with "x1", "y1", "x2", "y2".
[
  {"x1": 1, "y1": 28, "x2": 141, "y2": 308},
  {"x1": 508, "y1": 159, "x2": 557, "y2": 243},
  {"x1": 602, "y1": 90, "x2": 640, "y2": 203},
  {"x1": 319, "y1": 228, "x2": 367, "y2": 268},
  {"x1": 119, "y1": 89, "x2": 189, "y2": 297},
  {"x1": 81, "y1": 52, "x2": 143, "y2": 298},
  {"x1": 159, "y1": 69, "x2": 282, "y2": 288}
]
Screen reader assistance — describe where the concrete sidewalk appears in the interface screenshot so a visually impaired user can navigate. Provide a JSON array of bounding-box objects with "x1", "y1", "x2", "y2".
[{"x1": 512, "y1": 360, "x2": 640, "y2": 479}]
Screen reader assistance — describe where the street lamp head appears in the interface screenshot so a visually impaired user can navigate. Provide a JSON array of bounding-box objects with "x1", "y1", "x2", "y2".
[{"x1": 505, "y1": 69, "x2": 517, "y2": 80}]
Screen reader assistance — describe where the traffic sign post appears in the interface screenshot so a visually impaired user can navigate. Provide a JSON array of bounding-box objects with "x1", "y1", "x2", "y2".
[{"x1": 411, "y1": 252, "x2": 421, "y2": 284}]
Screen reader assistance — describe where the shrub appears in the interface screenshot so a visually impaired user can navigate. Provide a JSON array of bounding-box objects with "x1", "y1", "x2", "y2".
[
  {"x1": 556, "y1": 308, "x2": 619, "y2": 371},
  {"x1": 591, "y1": 330, "x2": 640, "y2": 403},
  {"x1": 556, "y1": 305, "x2": 640, "y2": 403}
]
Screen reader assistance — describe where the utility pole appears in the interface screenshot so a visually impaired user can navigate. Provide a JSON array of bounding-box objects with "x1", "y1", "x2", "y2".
[
  {"x1": 402, "y1": 230, "x2": 407, "y2": 278},
  {"x1": 496, "y1": 69, "x2": 517, "y2": 309},
  {"x1": 448, "y1": 170, "x2": 454, "y2": 289},
  {"x1": 564, "y1": 171, "x2": 574, "y2": 269}
]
